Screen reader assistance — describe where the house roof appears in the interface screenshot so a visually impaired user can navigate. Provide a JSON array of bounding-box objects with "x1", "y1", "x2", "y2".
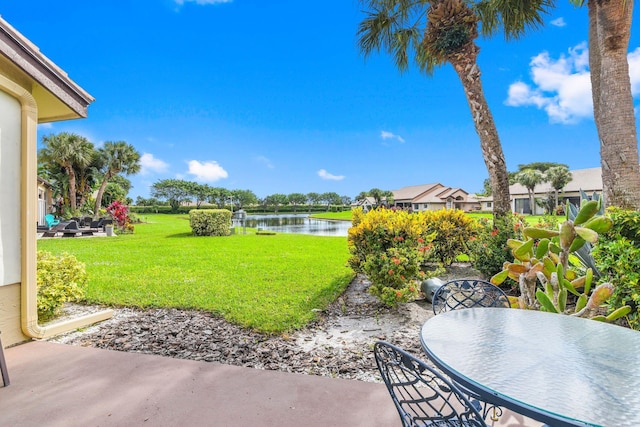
[
  {"x1": 509, "y1": 167, "x2": 603, "y2": 196},
  {"x1": 392, "y1": 183, "x2": 443, "y2": 202},
  {"x1": 0, "y1": 16, "x2": 94, "y2": 122}
]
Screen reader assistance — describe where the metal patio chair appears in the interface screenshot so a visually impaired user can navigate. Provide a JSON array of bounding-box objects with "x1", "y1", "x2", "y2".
[
  {"x1": 374, "y1": 341, "x2": 486, "y2": 427},
  {"x1": 432, "y1": 279, "x2": 510, "y2": 315}
]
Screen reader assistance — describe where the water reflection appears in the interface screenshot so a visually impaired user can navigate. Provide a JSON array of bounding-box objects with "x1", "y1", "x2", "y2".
[{"x1": 234, "y1": 214, "x2": 350, "y2": 237}]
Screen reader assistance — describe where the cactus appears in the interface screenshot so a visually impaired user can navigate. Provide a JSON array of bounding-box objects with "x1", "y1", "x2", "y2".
[{"x1": 491, "y1": 199, "x2": 631, "y2": 322}]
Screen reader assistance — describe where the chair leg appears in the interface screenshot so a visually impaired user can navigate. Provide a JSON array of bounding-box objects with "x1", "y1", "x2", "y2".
[{"x1": 0, "y1": 333, "x2": 9, "y2": 387}]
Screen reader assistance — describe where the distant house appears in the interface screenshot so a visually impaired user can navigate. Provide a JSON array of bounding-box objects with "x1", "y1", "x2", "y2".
[
  {"x1": 0, "y1": 16, "x2": 112, "y2": 347},
  {"x1": 477, "y1": 167, "x2": 603, "y2": 214},
  {"x1": 37, "y1": 177, "x2": 54, "y2": 226},
  {"x1": 392, "y1": 183, "x2": 478, "y2": 212},
  {"x1": 351, "y1": 196, "x2": 376, "y2": 211}
]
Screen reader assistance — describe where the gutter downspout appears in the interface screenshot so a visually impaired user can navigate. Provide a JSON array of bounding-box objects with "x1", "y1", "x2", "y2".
[{"x1": 0, "y1": 74, "x2": 113, "y2": 340}]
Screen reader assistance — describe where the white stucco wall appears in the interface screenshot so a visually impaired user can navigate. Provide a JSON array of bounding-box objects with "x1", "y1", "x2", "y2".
[{"x1": 0, "y1": 88, "x2": 21, "y2": 286}]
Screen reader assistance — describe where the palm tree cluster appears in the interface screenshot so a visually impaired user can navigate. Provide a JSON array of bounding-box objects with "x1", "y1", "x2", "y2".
[
  {"x1": 514, "y1": 164, "x2": 572, "y2": 214},
  {"x1": 358, "y1": 0, "x2": 640, "y2": 212},
  {"x1": 38, "y1": 132, "x2": 141, "y2": 217}
]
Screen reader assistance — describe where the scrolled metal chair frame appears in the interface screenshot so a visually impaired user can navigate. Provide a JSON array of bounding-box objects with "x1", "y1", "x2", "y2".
[
  {"x1": 431, "y1": 279, "x2": 510, "y2": 315},
  {"x1": 374, "y1": 341, "x2": 487, "y2": 427}
]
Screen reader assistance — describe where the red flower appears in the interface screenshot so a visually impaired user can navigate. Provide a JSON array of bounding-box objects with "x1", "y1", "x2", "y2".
[
  {"x1": 491, "y1": 229, "x2": 499, "y2": 237},
  {"x1": 388, "y1": 269, "x2": 394, "y2": 275},
  {"x1": 392, "y1": 258, "x2": 401, "y2": 265},
  {"x1": 417, "y1": 237, "x2": 424, "y2": 243}
]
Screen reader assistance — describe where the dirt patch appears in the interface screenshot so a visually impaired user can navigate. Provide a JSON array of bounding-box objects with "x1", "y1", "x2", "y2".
[{"x1": 47, "y1": 264, "x2": 483, "y2": 382}]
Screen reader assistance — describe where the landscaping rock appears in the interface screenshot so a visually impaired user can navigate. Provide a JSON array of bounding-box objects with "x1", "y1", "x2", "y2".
[{"x1": 48, "y1": 264, "x2": 482, "y2": 383}]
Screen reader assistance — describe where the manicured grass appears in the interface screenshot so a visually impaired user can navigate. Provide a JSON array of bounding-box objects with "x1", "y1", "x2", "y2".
[
  {"x1": 37, "y1": 214, "x2": 353, "y2": 334},
  {"x1": 310, "y1": 211, "x2": 352, "y2": 221}
]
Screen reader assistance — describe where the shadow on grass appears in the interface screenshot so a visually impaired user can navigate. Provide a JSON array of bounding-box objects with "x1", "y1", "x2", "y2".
[{"x1": 165, "y1": 232, "x2": 195, "y2": 238}]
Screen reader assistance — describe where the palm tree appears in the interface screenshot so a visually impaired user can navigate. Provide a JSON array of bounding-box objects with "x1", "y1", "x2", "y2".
[
  {"x1": 357, "y1": 0, "x2": 553, "y2": 219},
  {"x1": 515, "y1": 168, "x2": 544, "y2": 214},
  {"x1": 40, "y1": 132, "x2": 95, "y2": 212},
  {"x1": 93, "y1": 141, "x2": 141, "y2": 214},
  {"x1": 569, "y1": 0, "x2": 640, "y2": 208},
  {"x1": 545, "y1": 165, "x2": 572, "y2": 210}
]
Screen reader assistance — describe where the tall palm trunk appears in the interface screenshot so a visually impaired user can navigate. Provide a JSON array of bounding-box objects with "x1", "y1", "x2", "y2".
[
  {"x1": 94, "y1": 172, "x2": 113, "y2": 215},
  {"x1": 589, "y1": 0, "x2": 640, "y2": 208},
  {"x1": 65, "y1": 164, "x2": 78, "y2": 212},
  {"x1": 448, "y1": 43, "x2": 511, "y2": 218}
]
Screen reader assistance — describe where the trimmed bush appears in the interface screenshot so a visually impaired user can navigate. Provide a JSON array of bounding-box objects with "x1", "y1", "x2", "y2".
[
  {"x1": 189, "y1": 209, "x2": 232, "y2": 236},
  {"x1": 37, "y1": 250, "x2": 88, "y2": 321},
  {"x1": 348, "y1": 208, "x2": 441, "y2": 306}
]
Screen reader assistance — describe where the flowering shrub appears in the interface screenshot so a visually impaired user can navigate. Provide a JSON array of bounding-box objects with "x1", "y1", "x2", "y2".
[
  {"x1": 422, "y1": 209, "x2": 478, "y2": 265},
  {"x1": 467, "y1": 213, "x2": 524, "y2": 280},
  {"x1": 348, "y1": 208, "x2": 441, "y2": 306},
  {"x1": 37, "y1": 250, "x2": 88, "y2": 321},
  {"x1": 107, "y1": 200, "x2": 134, "y2": 233}
]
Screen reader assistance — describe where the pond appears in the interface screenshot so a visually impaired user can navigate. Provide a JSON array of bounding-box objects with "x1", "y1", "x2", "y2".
[{"x1": 233, "y1": 214, "x2": 351, "y2": 237}]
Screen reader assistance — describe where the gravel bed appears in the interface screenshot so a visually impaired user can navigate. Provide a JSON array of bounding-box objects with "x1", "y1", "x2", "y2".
[{"x1": 47, "y1": 265, "x2": 481, "y2": 383}]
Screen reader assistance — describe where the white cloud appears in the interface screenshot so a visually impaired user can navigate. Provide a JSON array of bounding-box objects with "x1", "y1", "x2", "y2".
[
  {"x1": 629, "y1": 48, "x2": 640, "y2": 96},
  {"x1": 380, "y1": 130, "x2": 405, "y2": 143},
  {"x1": 255, "y1": 155, "x2": 275, "y2": 169},
  {"x1": 506, "y1": 43, "x2": 640, "y2": 124},
  {"x1": 140, "y1": 153, "x2": 169, "y2": 175},
  {"x1": 174, "y1": 0, "x2": 232, "y2": 5},
  {"x1": 318, "y1": 169, "x2": 345, "y2": 181},
  {"x1": 506, "y1": 43, "x2": 592, "y2": 124},
  {"x1": 37, "y1": 123, "x2": 53, "y2": 130},
  {"x1": 550, "y1": 17, "x2": 566, "y2": 27},
  {"x1": 187, "y1": 160, "x2": 228, "y2": 182}
]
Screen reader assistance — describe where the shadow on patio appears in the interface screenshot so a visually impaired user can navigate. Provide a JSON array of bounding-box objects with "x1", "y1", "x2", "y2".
[{"x1": 0, "y1": 341, "x2": 542, "y2": 426}]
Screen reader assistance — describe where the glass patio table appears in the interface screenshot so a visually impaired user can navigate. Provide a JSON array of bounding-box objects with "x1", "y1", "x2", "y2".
[{"x1": 420, "y1": 308, "x2": 640, "y2": 427}]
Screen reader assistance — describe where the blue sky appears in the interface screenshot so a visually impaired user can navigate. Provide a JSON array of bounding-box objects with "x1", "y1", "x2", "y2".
[{"x1": 2, "y1": 1, "x2": 640, "y2": 200}]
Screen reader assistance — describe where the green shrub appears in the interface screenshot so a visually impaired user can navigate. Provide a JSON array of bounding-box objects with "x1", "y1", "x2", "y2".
[
  {"x1": 422, "y1": 209, "x2": 478, "y2": 266},
  {"x1": 37, "y1": 250, "x2": 88, "y2": 321},
  {"x1": 189, "y1": 209, "x2": 232, "y2": 236},
  {"x1": 348, "y1": 208, "x2": 441, "y2": 306},
  {"x1": 468, "y1": 214, "x2": 524, "y2": 280},
  {"x1": 593, "y1": 208, "x2": 640, "y2": 329}
]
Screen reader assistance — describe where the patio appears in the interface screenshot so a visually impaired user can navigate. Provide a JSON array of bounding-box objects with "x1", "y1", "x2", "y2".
[{"x1": 0, "y1": 341, "x2": 541, "y2": 426}]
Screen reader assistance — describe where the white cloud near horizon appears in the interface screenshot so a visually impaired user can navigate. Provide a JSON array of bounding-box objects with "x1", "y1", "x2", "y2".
[
  {"x1": 174, "y1": 0, "x2": 232, "y2": 5},
  {"x1": 380, "y1": 130, "x2": 405, "y2": 143},
  {"x1": 318, "y1": 169, "x2": 345, "y2": 181},
  {"x1": 140, "y1": 153, "x2": 169, "y2": 175},
  {"x1": 187, "y1": 160, "x2": 228, "y2": 182},
  {"x1": 550, "y1": 17, "x2": 566, "y2": 27},
  {"x1": 506, "y1": 44, "x2": 640, "y2": 124}
]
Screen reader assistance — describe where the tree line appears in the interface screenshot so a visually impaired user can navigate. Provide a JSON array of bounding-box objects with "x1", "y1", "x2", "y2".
[
  {"x1": 38, "y1": 132, "x2": 141, "y2": 216},
  {"x1": 146, "y1": 179, "x2": 354, "y2": 212}
]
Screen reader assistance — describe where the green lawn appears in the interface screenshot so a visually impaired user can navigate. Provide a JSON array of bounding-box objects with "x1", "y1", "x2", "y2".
[
  {"x1": 310, "y1": 211, "x2": 352, "y2": 221},
  {"x1": 38, "y1": 214, "x2": 353, "y2": 334}
]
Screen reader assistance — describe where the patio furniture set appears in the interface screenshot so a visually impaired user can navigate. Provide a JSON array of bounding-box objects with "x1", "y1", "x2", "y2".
[
  {"x1": 41, "y1": 214, "x2": 111, "y2": 238},
  {"x1": 376, "y1": 279, "x2": 640, "y2": 426}
]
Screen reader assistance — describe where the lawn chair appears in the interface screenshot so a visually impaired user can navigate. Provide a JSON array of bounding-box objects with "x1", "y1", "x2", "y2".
[
  {"x1": 62, "y1": 221, "x2": 94, "y2": 237},
  {"x1": 374, "y1": 341, "x2": 486, "y2": 426},
  {"x1": 432, "y1": 279, "x2": 510, "y2": 315},
  {"x1": 89, "y1": 218, "x2": 104, "y2": 231},
  {"x1": 44, "y1": 213, "x2": 59, "y2": 228},
  {"x1": 41, "y1": 221, "x2": 70, "y2": 238},
  {"x1": 0, "y1": 330, "x2": 9, "y2": 387}
]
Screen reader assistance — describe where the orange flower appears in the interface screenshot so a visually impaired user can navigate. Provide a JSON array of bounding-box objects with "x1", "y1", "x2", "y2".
[
  {"x1": 392, "y1": 258, "x2": 401, "y2": 265},
  {"x1": 388, "y1": 269, "x2": 394, "y2": 275}
]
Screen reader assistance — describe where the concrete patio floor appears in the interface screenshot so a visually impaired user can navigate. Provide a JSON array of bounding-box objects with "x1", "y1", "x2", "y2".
[{"x1": 0, "y1": 341, "x2": 542, "y2": 426}]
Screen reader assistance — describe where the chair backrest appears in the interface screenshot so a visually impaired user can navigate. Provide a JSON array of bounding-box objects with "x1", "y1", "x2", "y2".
[
  {"x1": 432, "y1": 279, "x2": 510, "y2": 315},
  {"x1": 44, "y1": 214, "x2": 59, "y2": 227},
  {"x1": 374, "y1": 341, "x2": 486, "y2": 427}
]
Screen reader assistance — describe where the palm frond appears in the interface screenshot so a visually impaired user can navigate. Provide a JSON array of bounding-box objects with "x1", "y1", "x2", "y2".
[{"x1": 474, "y1": 0, "x2": 555, "y2": 40}]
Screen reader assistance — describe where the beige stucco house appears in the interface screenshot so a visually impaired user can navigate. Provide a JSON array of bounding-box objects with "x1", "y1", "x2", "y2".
[
  {"x1": 474, "y1": 167, "x2": 603, "y2": 214},
  {"x1": 393, "y1": 183, "x2": 477, "y2": 212},
  {"x1": 0, "y1": 16, "x2": 112, "y2": 347}
]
